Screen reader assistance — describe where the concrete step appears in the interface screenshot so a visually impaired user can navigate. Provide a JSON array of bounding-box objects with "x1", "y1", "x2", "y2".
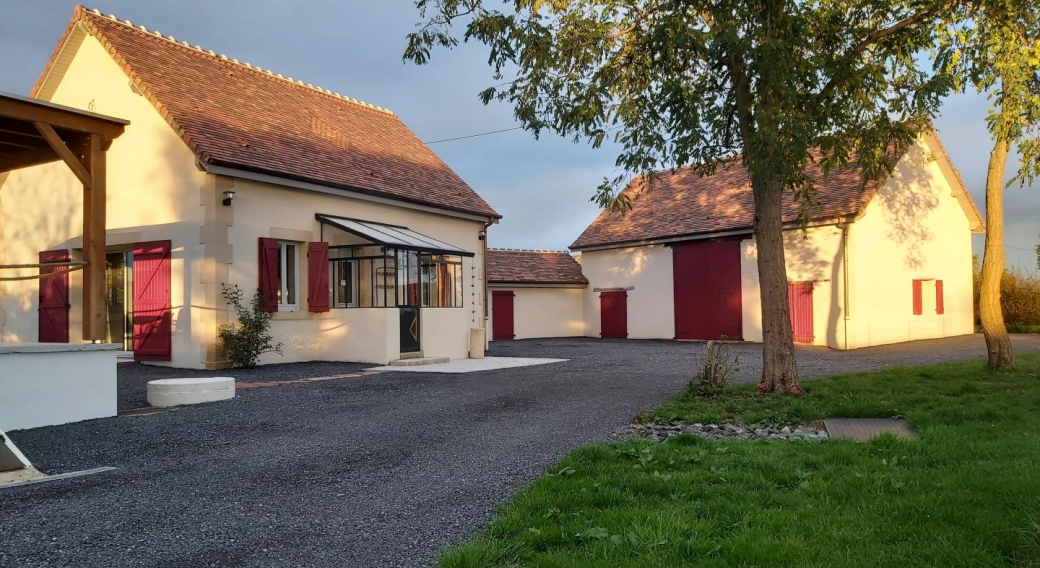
[
  {"x1": 397, "y1": 351, "x2": 426, "y2": 360},
  {"x1": 388, "y1": 356, "x2": 450, "y2": 367}
]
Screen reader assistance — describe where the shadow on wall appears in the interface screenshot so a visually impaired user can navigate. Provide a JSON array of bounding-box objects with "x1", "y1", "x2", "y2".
[
  {"x1": 872, "y1": 146, "x2": 941, "y2": 270},
  {"x1": 605, "y1": 247, "x2": 655, "y2": 280}
]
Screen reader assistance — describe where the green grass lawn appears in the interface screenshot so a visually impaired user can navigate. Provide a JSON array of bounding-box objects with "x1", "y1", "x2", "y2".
[{"x1": 444, "y1": 353, "x2": 1040, "y2": 568}]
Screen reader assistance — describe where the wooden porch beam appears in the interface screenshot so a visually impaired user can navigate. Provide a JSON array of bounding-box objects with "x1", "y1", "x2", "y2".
[
  {"x1": 81, "y1": 133, "x2": 106, "y2": 341},
  {"x1": 34, "y1": 122, "x2": 92, "y2": 189},
  {"x1": 0, "y1": 96, "x2": 124, "y2": 140}
]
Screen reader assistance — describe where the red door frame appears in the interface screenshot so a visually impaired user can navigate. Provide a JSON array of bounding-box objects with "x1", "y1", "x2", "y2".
[
  {"x1": 600, "y1": 291, "x2": 628, "y2": 338},
  {"x1": 788, "y1": 281, "x2": 814, "y2": 343},
  {"x1": 491, "y1": 290, "x2": 515, "y2": 340},
  {"x1": 38, "y1": 249, "x2": 70, "y2": 343},
  {"x1": 672, "y1": 240, "x2": 743, "y2": 341}
]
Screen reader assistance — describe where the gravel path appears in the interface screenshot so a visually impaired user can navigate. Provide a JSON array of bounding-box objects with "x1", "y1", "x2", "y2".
[{"x1": 3, "y1": 334, "x2": 1038, "y2": 567}]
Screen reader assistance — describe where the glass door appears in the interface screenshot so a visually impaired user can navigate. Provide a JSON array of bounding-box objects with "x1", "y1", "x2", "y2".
[{"x1": 105, "y1": 250, "x2": 133, "y2": 350}]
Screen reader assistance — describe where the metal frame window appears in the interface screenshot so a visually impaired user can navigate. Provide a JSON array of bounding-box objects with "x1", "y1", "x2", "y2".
[
  {"x1": 328, "y1": 246, "x2": 463, "y2": 309},
  {"x1": 276, "y1": 241, "x2": 299, "y2": 311},
  {"x1": 329, "y1": 257, "x2": 358, "y2": 308}
]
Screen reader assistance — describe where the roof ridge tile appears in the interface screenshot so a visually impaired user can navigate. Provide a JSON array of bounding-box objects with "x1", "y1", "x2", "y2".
[{"x1": 83, "y1": 6, "x2": 395, "y2": 116}]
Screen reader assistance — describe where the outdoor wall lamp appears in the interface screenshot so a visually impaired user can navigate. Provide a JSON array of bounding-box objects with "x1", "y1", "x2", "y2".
[{"x1": 222, "y1": 190, "x2": 236, "y2": 206}]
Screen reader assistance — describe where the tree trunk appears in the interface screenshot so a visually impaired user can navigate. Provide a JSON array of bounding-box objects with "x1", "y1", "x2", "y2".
[
  {"x1": 752, "y1": 179, "x2": 805, "y2": 395},
  {"x1": 979, "y1": 137, "x2": 1015, "y2": 370}
]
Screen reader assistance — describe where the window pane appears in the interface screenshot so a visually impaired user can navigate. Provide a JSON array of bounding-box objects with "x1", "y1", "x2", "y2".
[
  {"x1": 276, "y1": 244, "x2": 283, "y2": 304},
  {"x1": 344, "y1": 262, "x2": 354, "y2": 306},
  {"x1": 406, "y1": 251, "x2": 420, "y2": 305},
  {"x1": 285, "y1": 244, "x2": 296, "y2": 305}
]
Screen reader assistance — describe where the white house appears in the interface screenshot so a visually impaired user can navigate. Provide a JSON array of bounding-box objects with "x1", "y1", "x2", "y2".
[
  {"x1": 569, "y1": 131, "x2": 984, "y2": 349},
  {"x1": 0, "y1": 8, "x2": 500, "y2": 370}
]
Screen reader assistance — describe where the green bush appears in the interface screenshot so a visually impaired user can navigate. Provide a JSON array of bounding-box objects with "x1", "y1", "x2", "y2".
[
  {"x1": 217, "y1": 284, "x2": 283, "y2": 368},
  {"x1": 972, "y1": 255, "x2": 1040, "y2": 331}
]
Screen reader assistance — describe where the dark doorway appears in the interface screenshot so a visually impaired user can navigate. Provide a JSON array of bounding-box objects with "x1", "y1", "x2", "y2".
[
  {"x1": 400, "y1": 306, "x2": 421, "y2": 353},
  {"x1": 492, "y1": 291, "x2": 515, "y2": 340},
  {"x1": 600, "y1": 291, "x2": 628, "y2": 338},
  {"x1": 672, "y1": 240, "x2": 743, "y2": 340}
]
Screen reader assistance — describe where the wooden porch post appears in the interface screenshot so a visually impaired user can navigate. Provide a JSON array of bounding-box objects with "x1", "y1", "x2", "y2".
[{"x1": 82, "y1": 133, "x2": 106, "y2": 341}]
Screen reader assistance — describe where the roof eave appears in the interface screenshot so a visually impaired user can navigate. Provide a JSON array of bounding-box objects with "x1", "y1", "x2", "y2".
[
  {"x1": 202, "y1": 159, "x2": 501, "y2": 222},
  {"x1": 571, "y1": 216, "x2": 857, "y2": 252}
]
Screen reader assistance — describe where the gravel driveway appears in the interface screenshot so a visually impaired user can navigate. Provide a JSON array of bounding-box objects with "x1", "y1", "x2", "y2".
[{"x1": 3, "y1": 334, "x2": 1038, "y2": 567}]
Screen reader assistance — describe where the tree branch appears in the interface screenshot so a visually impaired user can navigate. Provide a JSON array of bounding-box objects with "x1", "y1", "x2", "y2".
[{"x1": 817, "y1": 1, "x2": 961, "y2": 101}]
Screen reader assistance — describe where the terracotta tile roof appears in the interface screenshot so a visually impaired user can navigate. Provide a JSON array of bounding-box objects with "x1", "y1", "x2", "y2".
[
  {"x1": 487, "y1": 249, "x2": 588, "y2": 286},
  {"x1": 34, "y1": 7, "x2": 499, "y2": 219},
  {"x1": 570, "y1": 151, "x2": 901, "y2": 250}
]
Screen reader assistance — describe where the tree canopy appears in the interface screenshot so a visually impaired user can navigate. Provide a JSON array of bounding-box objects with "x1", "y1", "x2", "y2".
[
  {"x1": 407, "y1": 0, "x2": 952, "y2": 211},
  {"x1": 407, "y1": 0, "x2": 962, "y2": 392}
]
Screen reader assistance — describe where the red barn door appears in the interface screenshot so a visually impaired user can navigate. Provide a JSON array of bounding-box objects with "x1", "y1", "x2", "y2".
[
  {"x1": 38, "y1": 249, "x2": 70, "y2": 343},
  {"x1": 492, "y1": 291, "x2": 515, "y2": 340},
  {"x1": 133, "y1": 241, "x2": 172, "y2": 361},
  {"x1": 788, "y1": 281, "x2": 814, "y2": 343},
  {"x1": 673, "y1": 240, "x2": 743, "y2": 340},
  {"x1": 600, "y1": 291, "x2": 628, "y2": 338}
]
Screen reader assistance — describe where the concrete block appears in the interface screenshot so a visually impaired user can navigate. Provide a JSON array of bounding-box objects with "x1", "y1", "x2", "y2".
[{"x1": 147, "y1": 377, "x2": 235, "y2": 407}]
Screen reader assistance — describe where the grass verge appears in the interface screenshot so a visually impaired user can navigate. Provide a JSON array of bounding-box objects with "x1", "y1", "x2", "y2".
[{"x1": 443, "y1": 354, "x2": 1040, "y2": 567}]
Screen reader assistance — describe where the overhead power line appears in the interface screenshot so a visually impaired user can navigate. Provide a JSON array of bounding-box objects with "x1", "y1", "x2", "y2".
[{"x1": 424, "y1": 126, "x2": 523, "y2": 144}]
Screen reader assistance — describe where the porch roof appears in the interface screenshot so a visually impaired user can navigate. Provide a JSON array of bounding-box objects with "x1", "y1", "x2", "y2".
[{"x1": 315, "y1": 214, "x2": 474, "y2": 257}]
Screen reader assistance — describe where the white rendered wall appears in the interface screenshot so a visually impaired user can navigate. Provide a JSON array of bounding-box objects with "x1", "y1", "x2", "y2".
[
  {"x1": 580, "y1": 245, "x2": 675, "y2": 339},
  {"x1": 488, "y1": 287, "x2": 586, "y2": 339},
  {"x1": 421, "y1": 307, "x2": 472, "y2": 359},
  {"x1": 0, "y1": 344, "x2": 118, "y2": 431},
  {"x1": 844, "y1": 138, "x2": 976, "y2": 347}
]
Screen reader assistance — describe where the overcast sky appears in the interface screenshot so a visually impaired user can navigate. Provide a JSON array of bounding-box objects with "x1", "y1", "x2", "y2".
[{"x1": 2, "y1": 2, "x2": 1037, "y2": 273}]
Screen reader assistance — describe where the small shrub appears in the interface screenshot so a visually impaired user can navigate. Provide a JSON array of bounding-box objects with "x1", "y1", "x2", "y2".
[
  {"x1": 688, "y1": 338, "x2": 739, "y2": 398},
  {"x1": 218, "y1": 284, "x2": 283, "y2": 368}
]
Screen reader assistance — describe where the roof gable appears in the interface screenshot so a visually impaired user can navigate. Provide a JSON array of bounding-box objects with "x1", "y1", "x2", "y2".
[
  {"x1": 33, "y1": 7, "x2": 499, "y2": 220},
  {"x1": 487, "y1": 249, "x2": 588, "y2": 285},
  {"x1": 570, "y1": 132, "x2": 983, "y2": 250}
]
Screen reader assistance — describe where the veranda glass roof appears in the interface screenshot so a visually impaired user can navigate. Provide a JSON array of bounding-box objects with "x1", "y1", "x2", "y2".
[{"x1": 315, "y1": 214, "x2": 475, "y2": 257}]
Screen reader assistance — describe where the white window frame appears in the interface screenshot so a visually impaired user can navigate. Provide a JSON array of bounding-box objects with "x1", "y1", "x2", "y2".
[{"x1": 278, "y1": 240, "x2": 300, "y2": 311}]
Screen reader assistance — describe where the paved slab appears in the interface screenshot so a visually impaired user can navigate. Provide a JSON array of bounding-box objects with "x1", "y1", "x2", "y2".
[
  {"x1": 823, "y1": 418, "x2": 916, "y2": 441},
  {"x1": 369, "y1": 356, "x2": 568, "y2": 373},
  {"x1": 2, "y1": 334, "x2": 1038, "y2": 567}
]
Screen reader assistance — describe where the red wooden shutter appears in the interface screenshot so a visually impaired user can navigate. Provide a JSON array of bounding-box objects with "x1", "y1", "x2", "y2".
[
  {"x1": 935, "y1": 280, "x2": 944, "y2": 315},
  {"x1": 307, "y1": 242, "x2": 330, "y2": 313},
  {"x1": 788, "y1": 282, "x2": 814, "y2": 343},
  {"x1": 133, "y1": 240, "x2": 172, "y2": 361},
  {"x1": 912, "y1": 279, "x2": 923, "y2": 315},
  {"x1": 38, "y1": 249, "x2": 70, "y2": 343},
  {"x1": 258, "y1": 238, "x2": 279, "y2": 312}
]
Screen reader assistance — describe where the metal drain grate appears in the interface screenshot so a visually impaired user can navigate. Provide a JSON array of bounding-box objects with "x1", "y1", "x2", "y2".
[{"x1": 823, "y1": 418, "x2": 916, "y2": 441}]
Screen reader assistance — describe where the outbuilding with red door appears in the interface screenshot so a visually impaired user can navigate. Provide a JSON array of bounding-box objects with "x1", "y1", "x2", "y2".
[
  {"x1": 571, "y1": 129, "x2": 984, "y2": 349},
  {"x1": 487, "y1": 249, "x2": 588, "y2": 341}
]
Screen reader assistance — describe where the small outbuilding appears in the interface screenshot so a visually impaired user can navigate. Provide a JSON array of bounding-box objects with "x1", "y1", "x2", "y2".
[{"x1": 487, "y1": 249, "x2": 587, "y2": 340}]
